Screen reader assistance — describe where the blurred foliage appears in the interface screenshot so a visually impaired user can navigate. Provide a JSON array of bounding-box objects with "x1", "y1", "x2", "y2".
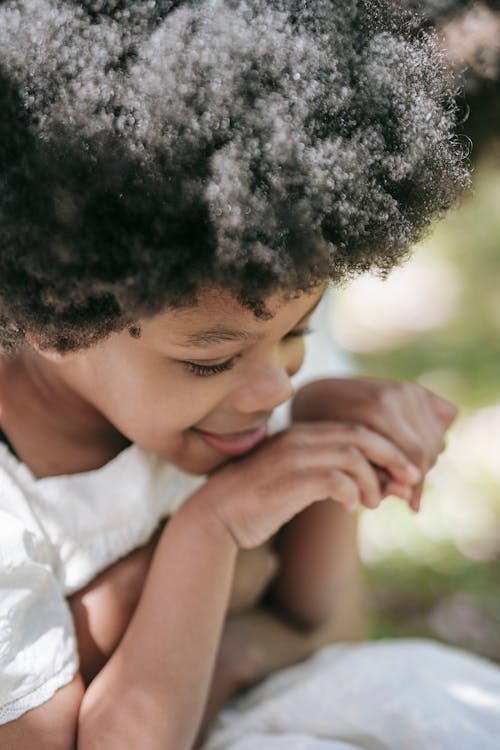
[
  {"x1": 353, "y1": 157, "x2": 500, "y2": 408},
  {"x1": 336, "y1": 153, "x2": 500, "y2": 659},
  {"x1": 364, "y1": 553, "x2": 500, "y2": 661}
]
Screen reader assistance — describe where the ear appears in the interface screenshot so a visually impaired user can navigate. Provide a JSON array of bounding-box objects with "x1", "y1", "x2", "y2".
[{"x1": 25, "y1": 333, "x2": 63, "y2": 362}]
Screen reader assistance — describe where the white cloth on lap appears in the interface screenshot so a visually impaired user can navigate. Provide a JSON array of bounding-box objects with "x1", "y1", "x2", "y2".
[{"x1": 202, "y1": 639, "x2": 500, "y2": 750}]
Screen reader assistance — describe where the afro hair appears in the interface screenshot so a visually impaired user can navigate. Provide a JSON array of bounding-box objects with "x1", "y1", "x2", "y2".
[
  {"x1": 402, "y1": 1, "x2": 500, "y2": 156},
  {"x1": 0, "y1": 0, "x2": 469, "y2": 351}
]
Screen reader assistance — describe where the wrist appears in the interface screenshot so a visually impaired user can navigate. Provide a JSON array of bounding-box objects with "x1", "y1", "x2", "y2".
[{"x1": 183, "y1": 482, "x2": 240, "y2": 555}]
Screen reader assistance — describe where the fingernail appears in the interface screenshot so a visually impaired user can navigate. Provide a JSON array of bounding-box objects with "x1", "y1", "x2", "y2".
[{"x1": 347, "y1": 499, "x2": 360, "y2": 514}]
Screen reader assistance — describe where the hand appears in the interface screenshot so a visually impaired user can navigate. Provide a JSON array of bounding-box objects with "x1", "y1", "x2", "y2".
[
  {"x1": 198, "y1": 421, "x2": 421, "y2": 549},
  {"x1": 292, "y1": 377, "x2": 457, "y2": 510}
]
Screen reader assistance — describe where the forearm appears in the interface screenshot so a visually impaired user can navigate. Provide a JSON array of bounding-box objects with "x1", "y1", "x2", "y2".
[
  {"x1": 270, "y1": 500, "x2": 364, "y2": 633},
  {"x1": 70, "y1": 535, "x2": 279, "y2": 687},
  {"x1": 78, "y1": 496, "x2": 237, "y2": 750}
]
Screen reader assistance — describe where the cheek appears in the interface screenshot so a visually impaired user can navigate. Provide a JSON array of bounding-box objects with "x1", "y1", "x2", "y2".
[
  {"x1": 135, "y1": 374, "x2": 227, "y2": 432},
  {"x1": 287, "y1": 340, "x2": 306, "y2": 378}
]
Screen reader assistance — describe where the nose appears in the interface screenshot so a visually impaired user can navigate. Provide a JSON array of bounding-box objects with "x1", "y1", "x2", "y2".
[{"x1": 229, "y1": 358, "x2": 295, "y2": 414}]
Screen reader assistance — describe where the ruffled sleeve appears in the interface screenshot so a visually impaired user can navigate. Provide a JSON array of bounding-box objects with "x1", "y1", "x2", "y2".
[{"x1": 0, "y1": 466, "x2": 78, "y2": 725}]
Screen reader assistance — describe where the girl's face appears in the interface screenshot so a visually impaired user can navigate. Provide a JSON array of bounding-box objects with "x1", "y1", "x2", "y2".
[{"x1": 54, "y1": 286, "x2": 324, "y2": 474}]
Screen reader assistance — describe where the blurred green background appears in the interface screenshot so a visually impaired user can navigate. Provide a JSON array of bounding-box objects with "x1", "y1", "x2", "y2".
[{"x1": 329, "y1": 147, "x2": 500, "y2": 661}]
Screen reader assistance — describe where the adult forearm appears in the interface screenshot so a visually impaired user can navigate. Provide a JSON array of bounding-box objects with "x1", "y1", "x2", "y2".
[{"x1": 78, "y1": 497, "x2": 237, "y2": 750}]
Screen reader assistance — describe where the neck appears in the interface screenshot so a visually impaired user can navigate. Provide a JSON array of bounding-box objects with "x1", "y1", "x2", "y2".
[{"x1": 0, "y1": 349, "x2": 130, "y2": 477}]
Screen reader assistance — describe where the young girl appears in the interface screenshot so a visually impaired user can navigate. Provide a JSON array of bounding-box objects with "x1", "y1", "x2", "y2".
[{"x1": 0, "y1": 1, "x2": 475, "y2": 748}]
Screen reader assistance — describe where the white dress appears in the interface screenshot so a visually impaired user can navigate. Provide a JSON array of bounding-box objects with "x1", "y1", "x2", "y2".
[
  {"x1": 201, "y1": 639, "x2": 500, "y2": 750},
  {"x1": 0, "y1": 441, "x2": 204, "y2": 723}
]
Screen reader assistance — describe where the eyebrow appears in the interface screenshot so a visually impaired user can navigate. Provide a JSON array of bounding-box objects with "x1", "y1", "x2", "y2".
[
  {"x1": 184, "y1": 327, "x2": 256, "y2": 346},
  {"x1": 181, "y1": 295, "x2": 323, "y2": 348}
]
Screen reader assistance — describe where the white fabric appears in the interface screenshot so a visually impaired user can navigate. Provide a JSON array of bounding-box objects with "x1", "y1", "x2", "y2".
[
  {"x1": 202, "y1": 639, "x2": 500, "y2": 750},
  {"x1": 0, "y1": 442, "x2": 203, "y2": 724}
]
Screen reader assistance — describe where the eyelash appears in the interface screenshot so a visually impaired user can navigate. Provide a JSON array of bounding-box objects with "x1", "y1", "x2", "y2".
[{"x1": 183, "y1": 326, "x2": 313, "y2": 377}]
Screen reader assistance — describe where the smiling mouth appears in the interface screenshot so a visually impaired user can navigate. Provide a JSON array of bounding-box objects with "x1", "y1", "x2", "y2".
[{"x1": 193, "y1": 423, "x2": 269, "y2": 457}]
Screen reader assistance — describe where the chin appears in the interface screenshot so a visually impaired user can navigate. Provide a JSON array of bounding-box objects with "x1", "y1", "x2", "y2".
[
  {"x1": 162, "y1": 445, "x2": 229, "y2": 476},
  {"x1": 176, "y1": 455, "x2": 229, "y2": 475}
]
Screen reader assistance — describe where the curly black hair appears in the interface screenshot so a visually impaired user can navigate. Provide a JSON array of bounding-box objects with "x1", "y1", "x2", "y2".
[
  {"x1": 402, "y1": 1, "x2": 500, "y2": 156},
  {"x1": 0, "y1": 0, "x2": 468, "y2": 351},
  {"x1": 401, "y1": 0, "x2": 499, "y2": 24}
]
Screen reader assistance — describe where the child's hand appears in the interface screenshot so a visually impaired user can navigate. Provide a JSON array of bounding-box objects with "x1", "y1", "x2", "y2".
[
  {"x1": 199, "y1": 421, "x2": 421, "y2": 549},
  {"x1": 292, "y1": 377, "x2": 457, "y2": 510}
]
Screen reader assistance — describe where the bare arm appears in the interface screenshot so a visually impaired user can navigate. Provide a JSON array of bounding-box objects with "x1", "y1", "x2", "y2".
[
  {"x1": 2, "y1": 419, "x2": 408, "y2": 749},
  {"x1": 68, "y1": 532, "x2": 279, "y2": 686},
  {"x1": 77, "y1": 497, "x2": 238, "y2": 750},
  {"x1": 79, "y1": 421, "x2": 383, "y2": 749},
  {"x1": 269, "y1": 500, "x2": 364, "y2": 632},
  {"x1": 268, "y1": 377, "x2": 457, "y2": 628},
  {"x1": 0, "y1": 675, "x2": 85, "y2": 750}
]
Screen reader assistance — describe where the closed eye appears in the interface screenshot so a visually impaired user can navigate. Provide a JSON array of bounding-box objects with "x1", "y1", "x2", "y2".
[
  {"x1": 284, "y1": 325, "x2": 313, "y2": 339},
  {"x1": 181, "y1": 326, "x2": 313, "y2": 377},
  {"x1": 182, "y1": 357, "x2": 239, "y2": 377}
]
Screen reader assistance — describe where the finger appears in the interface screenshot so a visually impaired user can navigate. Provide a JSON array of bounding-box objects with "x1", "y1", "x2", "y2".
[
  {"x1": 325, "y1": 444, "x2": 383, "y2": 509},
  {"x1": 412, "y1": 388, "x2": 455, "y2": 463},
  {"x1": 382, "y1": 479, "x2": 413, "y2": 502},
  {"x1": 325, "y1": 423, "x2": 422, "y2": 488},
  {"x1": 379, "y1": 385, "x2": 446, "y2": 472},
  {"x1": 287, "y1": 443, "x2": 378, "y2": 511},
  {"x1": 376, "y1": 469, "x2": 422, "y2": 510},
  {"x1": 280, "y1": 422, "x2": 422, "y2": 487},
  {"x1": 428, "y1": 392, "x2": 458, "y2": 429},
  {"x1": 394, "y1": 389, "x2": 444, "y2": 470},
  {"x1": 311, "y1": 467, "x2": 362, "y2": 513},
  {"x1": 409, "y1": 481, "x2": 423, "y2": 512}
]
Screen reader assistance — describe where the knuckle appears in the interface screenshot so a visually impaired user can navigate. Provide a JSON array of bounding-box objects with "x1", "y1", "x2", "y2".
[
  {"x1": 402, "y1": 381, "x2": 419, "y2": 397},
  {"x1": 339, "y1": 420, "x2": 366, "y2": 438},
  {"x1": 328, "y1": 467, "x2": 356, "y2": 493},
  {"x1": 379, "y1": 381, "x2": 401, "y2": 405},
  {"x1": 337, "y1": 443, "x2": 365, "y2": 465}
]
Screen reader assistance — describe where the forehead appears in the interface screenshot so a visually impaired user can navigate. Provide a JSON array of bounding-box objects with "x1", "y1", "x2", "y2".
[{"x1": 139, "y1": 286, "x2": 322, "y2": 345}]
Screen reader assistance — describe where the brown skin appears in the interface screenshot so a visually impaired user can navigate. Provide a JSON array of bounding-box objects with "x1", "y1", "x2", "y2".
[{"x1": 0, "y1": 287, "x2": 455, "y2": 749}]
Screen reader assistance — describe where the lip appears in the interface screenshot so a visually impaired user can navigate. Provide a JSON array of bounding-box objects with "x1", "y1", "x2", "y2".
[{"x1": 194, "y1": 423, "x2": 269, "y2": 457}]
